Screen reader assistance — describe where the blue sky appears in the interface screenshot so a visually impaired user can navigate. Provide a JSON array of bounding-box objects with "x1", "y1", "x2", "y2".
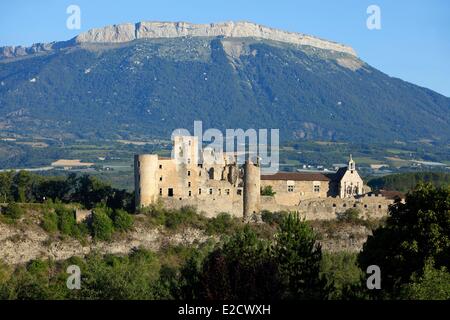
[{"x1": 0, "y1": 0, "x2": 449, "y2": 96}]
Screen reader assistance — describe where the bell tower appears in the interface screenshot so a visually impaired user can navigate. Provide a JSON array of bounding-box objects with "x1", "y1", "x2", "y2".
[{"x1": 348, "y1": 154, "x2": 355, "y2": 172}]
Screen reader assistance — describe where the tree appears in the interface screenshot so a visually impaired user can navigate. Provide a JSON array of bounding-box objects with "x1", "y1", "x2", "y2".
[
  {"x1": 2, "y1": 202, "x2": 24, "y2": 220},
  {"x1": 12, "y1": 171, "x2": 35, "y2": 203},
  {"x1": 90, "y1": 207, "x2": 115, "y2": 241},
  {"x1": 112, "y1": 209, "x2": 133, "y2": 231},
  {"x1": 0, "y1": 172, "x2": 13, "y2": 203},
  {"x1": 197, "y1": 226, "x2": 282, "y2": 300},
  {"x1": 400, "y1": 259, "x2": 450, "y2": 300},
  {"x1": 273, "y1": 213, "x2": 327, "y2": 299},
  {"x1": 358, "y1": 183, "x2": 450, "y2": 297}
]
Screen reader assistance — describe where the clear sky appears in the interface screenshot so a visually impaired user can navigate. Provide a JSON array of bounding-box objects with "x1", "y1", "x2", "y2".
[{"x1": 0, "y1": 0, "x2": 449, "y2": 96}]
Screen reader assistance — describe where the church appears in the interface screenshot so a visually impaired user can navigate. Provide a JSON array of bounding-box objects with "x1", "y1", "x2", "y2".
[{"x1": 260, "y1": 155, "x2": 365, "y2": 207}]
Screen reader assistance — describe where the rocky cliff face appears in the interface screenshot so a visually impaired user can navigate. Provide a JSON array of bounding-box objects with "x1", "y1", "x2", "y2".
[
  {"x1": 0, "y1": 216, "x2": 211, "y2": 265},
  {"x1": 0, "y1": 21, "x2": 356, "y2": 60},
  {"x1": 75, "y1": 21, "x2": 357, "y2": 56}
]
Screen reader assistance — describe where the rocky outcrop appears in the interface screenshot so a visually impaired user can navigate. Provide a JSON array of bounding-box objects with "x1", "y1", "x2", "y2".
[
  {"x1": 0, "y1": 218, "x2": 211, "y2": 265},
  {"x1": 75, "y1": 21, "x2": 357, "y2": 56},
  {"x1": 0, "y1": 21, "x2": 357, "y2": 60}
]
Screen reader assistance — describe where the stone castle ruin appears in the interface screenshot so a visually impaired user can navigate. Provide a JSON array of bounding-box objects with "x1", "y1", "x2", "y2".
[{"x1": 135, "y1": 136, "x2": 396, "y2": 220}]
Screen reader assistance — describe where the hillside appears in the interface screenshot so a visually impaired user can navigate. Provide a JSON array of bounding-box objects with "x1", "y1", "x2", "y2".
[
  {"x1": 0, "y1": 21, "x2": 449, "y2": 143},
  {"x1": 368, "y1": 172, "x2": 450, "y2": 192}
]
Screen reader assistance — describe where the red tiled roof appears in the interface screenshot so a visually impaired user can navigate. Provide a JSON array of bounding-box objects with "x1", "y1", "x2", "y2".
[{"x1": 261, "y1": 172, "x2": 330, "y2": 181}]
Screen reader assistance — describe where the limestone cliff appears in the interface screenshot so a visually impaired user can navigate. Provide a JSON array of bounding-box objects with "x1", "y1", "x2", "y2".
[
  {"x1": 0, "y1": 21, "x2": 357, "y2": 60},
  {"x1": 75, "y1": 21, "x2": 357, "y2": 56}
]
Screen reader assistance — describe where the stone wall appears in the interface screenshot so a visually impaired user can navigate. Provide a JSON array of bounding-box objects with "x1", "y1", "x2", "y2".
[
  {"x1": 260, "y1": 195, "x2": 392, "y2": 220},
  {"x1": 261, "y1": 179, "x2": 330, "y2": 206}
]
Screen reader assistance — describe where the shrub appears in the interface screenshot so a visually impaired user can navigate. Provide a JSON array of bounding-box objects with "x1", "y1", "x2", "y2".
[
  {"x1": 336, "y1": 208, "x2": 361, "y2": 223},
  {"x1": 261, "y1": 210, "x2": 285, "y2": 226},
  {"x1": 91, "y1": 208, "x2": 115, "y2": 241},
  {"x1": 41, "y1": 210, "x2": 58, "y2": 233},
  {"x1": 113, "y1": 209, "x2": 134, "y2": 232},
  {"x1": 260, "y1": 186, "x2": 276, "y2": 196},
  {"x1": 2, "y1": 203, "x2": 24, "y2": 220},
  {"x1": 56, "y1": 208, "x2": 77, "y2": 236},
  {"x1": 205, "y1": 212, "x2": 238, "y2": 235},
  {"x1": 400, "y1": 260, "x2": 450, "y2": 300}
]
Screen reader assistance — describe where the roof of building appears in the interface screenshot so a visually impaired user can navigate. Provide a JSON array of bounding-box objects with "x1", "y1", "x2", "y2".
[
  {"x1": 326, "y1": 166, "x2": 348, "y2": 182},
  {"x1": 261, "y1": 172, "x2": 330, "y2": 181},
  {"x1": 378, "y1": 189, "x2": 406, "y2": 200}
]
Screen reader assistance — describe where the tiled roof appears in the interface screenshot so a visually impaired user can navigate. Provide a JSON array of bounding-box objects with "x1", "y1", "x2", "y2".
[
  {"x1": 379, "y1": 189, "x2": 405, "y2": 200},
  {"x1": 261, "y1": 172, "x2": 330, "y2": 181}
]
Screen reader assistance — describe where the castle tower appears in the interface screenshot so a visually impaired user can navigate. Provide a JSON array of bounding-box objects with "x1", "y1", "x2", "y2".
[
  {"x1": 134, "y1": 154, "x2": 159, "y2": 208},
  {"x1": 173, "y1": 135, "x2": 199, "y2": 166},
  {"x1": 243, "y1": 159, "x2": 261, "y2": 220}
]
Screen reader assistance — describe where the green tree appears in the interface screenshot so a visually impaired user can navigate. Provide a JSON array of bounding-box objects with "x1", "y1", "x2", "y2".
[
  {"x1": 358, "y1": 183, "x2": 450, "y2": 297},
  {"x1": 2, "y1": 202, "x2": 24, "y2": 220},
  {"x1": 41, "y1": 210, "x2": 58, "y2": 233},
  {"x1": 90, "y1": 207, "x2": 115, "y2": 241},
  {"x1": 197, "y1": 226, "x2": 282, "y2": 300},
  {"x1": 0, "y1": 172, "x2": 13, "y2": 203},
  {"x1": 56, "y1": 207, "x2": 77, "y2": 236},
  {"x1": 400, "y1": 260, "x2": 450, "y2": 300},
  {"x1": 273, "y1": 213, "x2": 327, "y2": 299},
  {"x1": 112, "y1": 209, "x2": 134, "y2": 231}
]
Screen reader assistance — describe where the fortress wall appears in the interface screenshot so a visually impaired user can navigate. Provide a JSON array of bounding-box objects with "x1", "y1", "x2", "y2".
[
  {"x1": 260, "y1": 196, "x2": 393, "y2": 220},
  {"x1": 162, "y1": 193, "x2": 243, "y2": 218},
  {"x1": 261, "y1": 179, "x2": 329, "y2": 206}
]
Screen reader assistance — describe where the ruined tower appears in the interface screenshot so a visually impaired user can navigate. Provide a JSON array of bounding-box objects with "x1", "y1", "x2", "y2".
[
  {"x1": 243, "y1": 159, "x2": 261, "y2": 220},
  {"x1": 134, "y1": 154, "x2": 159, "y2": 208}
]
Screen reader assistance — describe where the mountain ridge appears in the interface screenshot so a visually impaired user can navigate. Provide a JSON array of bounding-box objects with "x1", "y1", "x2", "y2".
[
  {"x1": 0, "y1": 21, "x2": 356, "y2": 60},
  {"x1": 0, "y1": 22, "x2": 449, "y2": 144}
]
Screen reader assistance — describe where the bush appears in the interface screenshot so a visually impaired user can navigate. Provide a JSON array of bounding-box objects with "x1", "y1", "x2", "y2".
[
  {"x1": 337, "y1": 208, "x2": 361, "y2": 223},
  {"x1": 261, "y1": 210, "x2": 285, "y2": 226},
  {"x1": 41, "y1": 210, "x2": 58, "y2": 233},
  {"x1": 56, "y1": 207, "x2": 77, "y2": 236},
  {"x1": 400, "y1": 260, "x2": 450, "y2": 300},
  {"x1": 91, "y1": 208, "x2": 115, "y2": 241},
  {"x1": 148, "y1": 206, "x2": 205, "y2": 231},
  {"x1": 2, "y1": 203, "x2": 24, "y2": 220},
  {"x1": 205, "y1": 212, "x2": 238, "y2": 235},
  {"x1": 260, "y1": 186, "x2": 276, "y2": 196},
  {"x1": 112, "y1": 209, "x2": 134, "y2": 232}
]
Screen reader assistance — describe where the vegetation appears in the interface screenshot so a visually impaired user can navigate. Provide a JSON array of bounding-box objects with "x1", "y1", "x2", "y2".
[
  {"x1": 0, "y1": 171, "x2": 134, "y2": 211},
  {"x1": 1, "y1": 37, "x2": 449, "y2": 145},
  {"x1": 358, "y1": 183, "x2": 450, "y2": 299},
  {"x1": 261, "y1": 185, "x2": 276, "y2": 196},
  {"x1": 336, "y1": 208, "x2": 361, "y2": 223},
  {"x1": 0, "y1": 174, "x2": 449, "y2": 300},
  {"x1": 260, "y1": 210, "x2": 285, "y2": 226},
  {"x1": 1, "y1": 202, "x2": 24, "y2": 221},
  {"x1": 367, "y1": 172, "x2": 450, "y2": 192},
  {"x1": 90, "y1": 207, "x2": 115, "y2": 241}
]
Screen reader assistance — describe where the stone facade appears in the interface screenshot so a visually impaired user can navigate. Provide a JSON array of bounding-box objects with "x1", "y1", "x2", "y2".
[
  {"x1": 135, "y1": 136, "x2": 246, "y2": 217},
  {"x1": 135, "y1": 136, "x2": 391, "y2": 220}
]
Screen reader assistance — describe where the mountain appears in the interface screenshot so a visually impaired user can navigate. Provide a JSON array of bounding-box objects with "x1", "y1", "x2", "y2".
[{"x1": 0, "y1": 21, "x2": 449, "y2": 143}]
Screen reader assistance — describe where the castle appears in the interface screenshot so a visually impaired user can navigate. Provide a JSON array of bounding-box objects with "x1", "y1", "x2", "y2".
[{"x1": 134, "y1": 136, "x2": 394, "y2": 220}]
